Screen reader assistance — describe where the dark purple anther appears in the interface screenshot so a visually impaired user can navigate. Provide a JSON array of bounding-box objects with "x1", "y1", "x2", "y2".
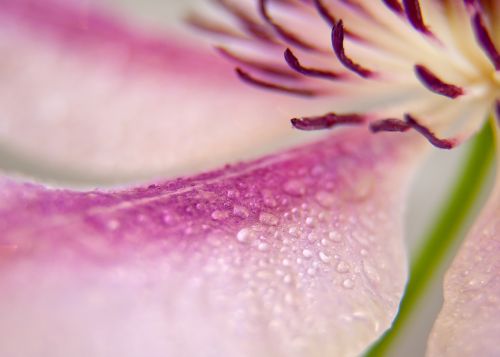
[
  {"x1": 414, "y1": 64, "x2": 464, "y2": 98},
  {"x1": 284, "y1": 48, "x2": 343, "y2": 80},
  {"x1": 471, "y1": 12, "x2": 500, "y2": 70},
  {"x1": 370, "y1": 118, "x2": 411, "y2": 132},
  {"x1": 405, "y1": 114, "x2": 457, "y2": 149},
  {"x1": 291, "y1": 112, "x2": 365, "y2": 130},
  {"x1": 331, "y1": 20, "x2": 374, "y2": 78},
  {"x1": 382, "y1": 0, "x2": 404, "y2": 14},
  {"x1": 258, "y1": 0, "x2": 318, "y2": 51},
  {"x1": 403, "y1": 0, "x2": 432, "y2": 35},
  {"x1": 235, "y1": 67, "x2": 318, "y2": 96},
  {"x1": 313, "y1": 0, "x2": 336, "y2": 26},
  {"x1": 218, "y1": 47, "x2": 299, "y2": 79}
]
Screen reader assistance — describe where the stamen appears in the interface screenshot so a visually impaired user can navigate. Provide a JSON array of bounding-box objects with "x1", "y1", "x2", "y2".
[
  {"x1": 471, "y1": 12, "x2": 500, "y2": 70},
  {"x1": 236, "y1": 67, "x2": 318, "y2": 96},
  {"x1": 284, "y1": 48, "x2": 343, "y2": 80},
  {"x1": 258, "y1": 0, "x2": 319, "y2": 51},
  {"x1": 218, "y1": 47, "x2": 300, "y2": 79},
  {"x1": 331, "y1": 20, "x2": 374, "y2": 78},
  {"x1": 370, "y1": 118, "x2": 411, "y2": 132},
  {"x1": 187, "y1": 14, "x2": 246, "y2": 39},
  {"x1": 214, "y1": 0, "x2": 279, "y2": 45},
  {"x1": 291, "y1": 113, "x2": 365, "y2": 130},
  {"x1": 414, "y1": 64, "x2": 464, "y2": 98},
  {"x1": 312, "y1": 0, "x2": 336, "y2": 26},
  {"x1": 405, "y1": 114, "x2": 457, "y2": 149},
  {"x1": 402, "y1": 0, "x2": 432, "y2": 35},
  {"x1": 382, "y1": 0, "x2": 404, "y2": 15}
]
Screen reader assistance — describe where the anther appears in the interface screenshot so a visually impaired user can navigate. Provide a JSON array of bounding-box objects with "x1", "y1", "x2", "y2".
[
  {"x1": 236, "y1": 67, "x2": 318, "y2": 96},
  {"x1": 414, "y1": 65, "x2": 464, "y2": 98},
  {"x1": 284, "y1": 48, "x2": 343, "y2": 80},
  {"x1": 291, "y1": 113, "x2": 365, "y2": 130},
  {"x1": 331, "y1": 20, "x2": 374, "y2": 78}
]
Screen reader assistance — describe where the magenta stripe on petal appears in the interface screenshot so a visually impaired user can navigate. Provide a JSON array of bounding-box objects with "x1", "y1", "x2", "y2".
[{"x1": 0, "y1": 129, "x2": 423, "y2": 357}]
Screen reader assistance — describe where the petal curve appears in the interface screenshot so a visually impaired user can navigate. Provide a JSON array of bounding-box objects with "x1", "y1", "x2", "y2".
[
  {"x1": 427, "y1": 177, "x2": 500, "y2": 356},
  {"x1": 0, "y1": 129, "x2": 423, "y2": 357},
  {"x1": 0, "y1": 0, "x2": 329, "y2": 184}
]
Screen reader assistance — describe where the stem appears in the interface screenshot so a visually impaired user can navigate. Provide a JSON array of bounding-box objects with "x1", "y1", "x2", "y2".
[{"x1": 365, "y1": 120, "x2": 496, "y2": 356}]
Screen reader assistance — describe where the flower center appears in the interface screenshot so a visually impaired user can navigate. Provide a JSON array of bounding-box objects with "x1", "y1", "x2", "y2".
[{"x1": 192, "y1": 0, "x2": 500, "y2": 149}]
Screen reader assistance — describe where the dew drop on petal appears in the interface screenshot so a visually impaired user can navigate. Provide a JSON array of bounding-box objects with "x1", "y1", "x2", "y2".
[
  {"x1": 259, "y1": 212, "x2": 279, "y2": 226},
  {"x1": 319, "y1": 251, "x2": 331, "y2": 264},
  {"x1": 342, "y1": 278, "x2": 355, "y2": 289},
  {"x1": 302, "y1": 249, "x2": 313, "y2": 258},
  {"x1": 227, "y1": 189, "x2": 240, "y2": 198},
  {"x1": 211, "y1": 210, "x2": 230, "y2": 221},
  {"x1": 257, "y1": 242, "x2": 270, "y2": 251},
  {"x1": 363, "y1": 261, "x2": 381, "y2": 283},
  {"x1": 328, "y1": 231, "x2": 342, "y2": 242},
  {"x1": 315, "y1": 191, "x2": 336, "y2": 208},
  {"x1": 336, "y1": 261, "x2": 350, "y2": 273},
  {"x1": 283, "y1": 179, "x2": 306, "y2": 197},
  {"x1": 232, "y1": 205, "x2": 250, "y2": 219},
  {"x1": 236, "y1": 228, "x2": 254, "y2": 244}
]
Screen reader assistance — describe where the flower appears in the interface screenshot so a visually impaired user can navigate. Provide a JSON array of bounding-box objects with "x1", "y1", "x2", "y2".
[
  {"x1": 0, "y1": 1, "x2": 498, "y2": 357},
  {"x1": 191, "y1": 0, "x2": 499, "y2": 149}
]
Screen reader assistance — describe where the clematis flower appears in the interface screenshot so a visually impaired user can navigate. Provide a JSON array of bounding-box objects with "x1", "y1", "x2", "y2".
[{"x1": 0, "y1": 1, "x2": 498, "y2": 357}]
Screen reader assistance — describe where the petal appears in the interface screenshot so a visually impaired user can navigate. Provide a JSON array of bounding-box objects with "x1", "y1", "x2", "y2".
[
  {"x1": 0, "y1": 0, "x2": 329, "y2": 185},
  {"x1": 0, "y1": 129, "x2": 423, "y2": 357},
  {"x1": 427, "y1": 176, "x2": 500, "y2": 356}
]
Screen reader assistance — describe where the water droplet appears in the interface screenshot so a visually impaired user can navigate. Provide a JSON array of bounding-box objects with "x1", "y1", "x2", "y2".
[
  {"x1": 259, "y1": 212, "x2": 279, "y2": 226},
  {"x1": 283, "y1": 274, "x2": 292, "y2": 284},
  {"x1": 283, "y1": 179, "x2": 306, "y2": 197},
  {"x1": 342, "y1": 278, "x2": 355, "y2": 289},
  {"x1": 288, "y1": 227, "x2": 299, "y2": 237},
  {"x1": 307, "y1": 267, "x2": 316, "y2": 276},
  {"x1": 305, "y1": 216, "x2": 316, "y2": 227},
  {"x1": 211, "y1": 210, "x2": 230, "y2": 221},
  {"x1": 342, "y1": 175, "x2": 374, "y2": 201},
  {"x1": 336, "y1": 261, "x2": 350, "y2": 273},
  {"x1": 302, "y1": 249, "x2": 313, "y2": 258},
  {"x1": 319, "y1": 251, "x2": 331, "y2": 264},
  {"x1": 257, "y1": 242, "x2": 269, "y2": 251},
  {"x1": 233, "y1": 205, "x2": 250, "y2": 219},
  {"x1": 360, "y1": 249, "x2": 368, "y2": 256},
  {"x1": 307, "y1": 232, "x2": 318, "y2": 242},
  {"x1": 261, "y1": 190, "x2": 278, "y2": 208},
  {"x1": 227, "y1": 189, "x2": 240, "y2": 198},
  {"x1": 328, "y1": 231, "x2": 342, "y2": 242},
  {"x1": 315, "y1": 191, "x2": 336, "y2": 208},
  {"x1": 363, "y1": 261, "x2": 380, "y2": 282},
  {"x1": 236, "y1": 228, "x2": 254, "y2": 244},
  {"x1": 282, "y1": 258, "x2": 291, "y2": 267}
]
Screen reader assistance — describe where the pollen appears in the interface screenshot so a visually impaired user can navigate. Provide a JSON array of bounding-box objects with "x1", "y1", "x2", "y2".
[{"x1": 191, "y1": 0, "x2": 500, "y2": 149}]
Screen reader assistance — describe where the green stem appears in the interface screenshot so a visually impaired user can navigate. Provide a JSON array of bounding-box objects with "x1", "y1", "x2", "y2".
[{"x1": 365, "y1": 120, "x2": 496, "y2": 356}]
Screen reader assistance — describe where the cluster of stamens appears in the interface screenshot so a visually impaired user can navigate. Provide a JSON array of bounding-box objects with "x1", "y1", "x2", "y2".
[{"x1": 191, "y1": 0, "x2": 500, "y2": 149}]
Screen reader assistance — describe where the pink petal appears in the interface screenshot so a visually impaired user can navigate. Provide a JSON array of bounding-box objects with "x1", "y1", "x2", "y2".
[
  {"x1": 428, "y1": 180, "x2": 500, "y2": 356},
  {"x1": 0, "y1": 129, "x2": 423, "y2": 357},
  {"x1": 0, "y1": 0, "x2": 329, "y2": 183}
]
